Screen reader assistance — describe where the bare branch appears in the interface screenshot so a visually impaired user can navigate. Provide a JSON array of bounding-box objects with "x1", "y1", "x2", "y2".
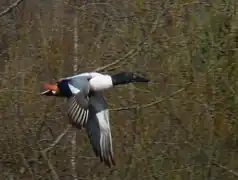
[
  {"x1": 0, "y1": 0, "x2": 24, "y2": 18},
  {"x1": 42, "y1": 124, "x2": 72, "y2": 153},
  {"x1": 40, "y1": 150, "x2": 60, "y2": 180},
  {"x1": 110, "y1": 82, "x2": 192, "y2": 111},
  {"x1": 94, "y1": 38, "x2": 147, "y2": 72},
  {"x1": 35, "y1": 13, "x2": 58, "y2": 81},
  {"x1": 212, "y1": 161, "x2": 238, "y2": 177},
  {"x1": 65, "y1": 1, "x2": 164, "y2": 74},
  {"x1": 18, "y1": 153, "x2": 36, "y2": 179},
  {"x1": 93, "y1": 0, "x2": 166, "y2": 73},
  {"x1": 71, "y1": 6, "x2": 79, "y2": 179},
  {"x1": 183, "y1": 140, "x2": 238, "y2": 178},
  {"x1": 144, "y1": 164, "x2": 208, "y2": 178},
  {"x1": 64, "y1": 2, "x2": 118, "y2": 16},
  {"x1": 70, "y1": 130, "x2": 78, "y2": 180}
]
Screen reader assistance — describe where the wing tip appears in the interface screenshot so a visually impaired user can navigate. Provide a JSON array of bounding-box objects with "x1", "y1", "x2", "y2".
[
  {"x1": 100, "y1": 155, "x2": 116, "y2": 168},
  {"x1": 104, "y1": 159, "x2": 116, "y2": 168}
]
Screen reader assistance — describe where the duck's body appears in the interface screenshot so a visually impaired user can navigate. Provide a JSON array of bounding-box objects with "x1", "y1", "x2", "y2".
[{"x1": 41, "y1": 72, "x2": 149, "y2": 167}]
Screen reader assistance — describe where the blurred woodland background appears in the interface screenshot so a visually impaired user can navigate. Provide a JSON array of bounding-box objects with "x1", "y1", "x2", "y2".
[{"x1": 0, "y1": 0, "x2": 238, "y2": 179}]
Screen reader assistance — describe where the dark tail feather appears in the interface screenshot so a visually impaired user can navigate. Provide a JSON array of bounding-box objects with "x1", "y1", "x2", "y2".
[{"x1": 111, "y1": 72, "x2": 150, "y2": 85}]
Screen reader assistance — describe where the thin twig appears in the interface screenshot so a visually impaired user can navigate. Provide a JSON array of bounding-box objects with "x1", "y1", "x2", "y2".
[
  {"x1": 71, "y1": 7, "x2": 79, "y2": 179},
  {"x1": 0, "y1": 0, "x2": 23, "y2": 17},
  {"x1": 65, "y1": 2, "x2": 118, "y2": 15},
  {"x1": 100, "y1": 47, "x2": 141, "y2": 72},
  {"x1": 94, "y1": 38, "x2": 147, "y2": 72},
  {"x1": 66, "y1": 2, "x2": 156, "y2": 74},
  {"x1": 40, "y1": 150, "x2": 60, "y2": 180},
  {"x1": 18, "y1": 153, "x2": 36, "y2": 179},
  {"x1": 212, "y1": 161, "x2": 238, "y2": 177},
  {"x1": 110, "y1": 82, "x2": 192, "y2": 111},
  {"x1": 70, "y1": 129, "x2": 78, "y2": 180},
  {"x1": 93, "y1": 0, "x2": 168, "y2": 73},
  {"x1": 183, "y1": 140, "x2": 238, "y2": 178},
  {"x1": 42, "y1": 124, "x2": 72, "y2": 153},
  {"x1": 35, "y1": 13, "x2": 58, "y2": 81}
]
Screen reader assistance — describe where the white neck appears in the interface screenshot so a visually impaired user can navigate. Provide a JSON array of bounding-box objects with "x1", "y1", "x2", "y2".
[{"x1": 89, "y1": 75, "x2": 113, "y2": 91}]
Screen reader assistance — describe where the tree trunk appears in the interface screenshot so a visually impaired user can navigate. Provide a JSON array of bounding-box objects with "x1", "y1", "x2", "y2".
[{"x1": 70, "y1": 1, "x2": 78, "y2": 180}]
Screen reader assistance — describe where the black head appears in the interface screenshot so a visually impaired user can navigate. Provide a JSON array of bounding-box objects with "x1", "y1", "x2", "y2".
[{"x1": 111, "y1": 72, "x2": 150, "y2": 86}]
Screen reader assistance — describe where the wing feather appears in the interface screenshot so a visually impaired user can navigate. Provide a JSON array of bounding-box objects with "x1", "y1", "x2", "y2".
[
  {"x1": 67, "y1": 92, "x2": 89, "y2": 128},
  {"x1": 85, "y1": 92, "x2": 115, "y2": 167},
  {"x1": 66, "y1": 78, "x2": 91, "y2": 128}
]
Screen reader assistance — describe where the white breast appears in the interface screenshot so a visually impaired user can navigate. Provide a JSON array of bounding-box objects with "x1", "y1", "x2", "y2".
[{"x1": 89, "y1": 75, "x2": 113, "y2": 91}]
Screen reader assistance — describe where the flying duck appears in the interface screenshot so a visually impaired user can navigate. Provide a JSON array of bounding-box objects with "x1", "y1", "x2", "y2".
[{"x1": 41, "y1": 72, "x2": 149, "y2": 167}]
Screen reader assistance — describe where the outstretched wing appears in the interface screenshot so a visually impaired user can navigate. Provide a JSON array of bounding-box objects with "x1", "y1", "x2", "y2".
[
  {"x1": 67, "y1": 92, "x2": 89, "y2": 128},
  {"x1": 85, "y1": 92, "x2": 115, "y2": 167},
  {"x1": 66, "y1": 78, "x2": 90, "y2": 128}
]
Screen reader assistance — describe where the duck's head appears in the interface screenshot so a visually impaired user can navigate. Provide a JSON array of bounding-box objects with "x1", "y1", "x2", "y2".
[
  {"x1": 41, "y1": 83, "x2": 61, "y2": 96},
  {"x1": 41, "y1": 79, "x2": 74, "y2": 97}
]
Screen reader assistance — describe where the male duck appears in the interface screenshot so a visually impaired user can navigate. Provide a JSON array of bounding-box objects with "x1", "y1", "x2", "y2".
[{"x1": 41, "y1": 72, "x2": 149, "y2": 167}]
